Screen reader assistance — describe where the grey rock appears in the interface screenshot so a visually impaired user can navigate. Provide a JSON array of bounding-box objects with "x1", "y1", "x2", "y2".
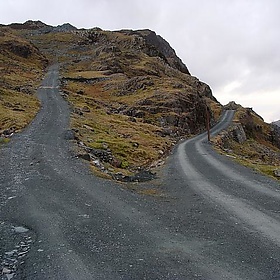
[
  {"x1": 230, "y1": 123, "x2": 247, "y2": 144},
  {"x1": 78, "y1": 153, "x2": 91, "y2": 161},
  {"x1": 274, "y1": 169, "x2": 280, "y2": 177},
  {"x1": 271, "y1": 123, "x2": 280, "y2": 149},
  {"x1": 89, "y1": 148, "x2": 113, "y2": 163},
  {"x1": 64, "y1": 130, "x2": 76, "y2": 140}
]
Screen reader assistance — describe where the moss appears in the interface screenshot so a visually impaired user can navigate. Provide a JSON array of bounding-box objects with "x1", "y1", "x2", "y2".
[{"x1": 0, "y1": 137, "x2": 10, "y2": 145}]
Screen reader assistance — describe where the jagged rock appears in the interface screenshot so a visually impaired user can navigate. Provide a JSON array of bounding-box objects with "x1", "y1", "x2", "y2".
[
  {"x1": 113, "y1": 170, "x2": 156, "y2": 182},
  {"x1": 52, "y1": 23, "x2": 77, "y2": 33},
  {"x1": 133, "y1": 29, "x2": 190, "y2": 74},
  {"x1": 89, "y1": 148, "x2": 113, "y2": 163},
  {"x1": 228, "y1": 123, "x2": 247, "y2": 144},
  {"x1": 1, "y1": 126, "x2": 16, "y2": 137},
  {"x1": 214, "y1": 123, "x2": 247, "y2": 149}
]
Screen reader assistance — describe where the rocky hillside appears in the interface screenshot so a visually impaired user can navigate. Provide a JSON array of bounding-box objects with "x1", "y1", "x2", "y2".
[
  {"x1": 1, "y1": 21, "x2": 279, "y2": 181},
  {"x1": 2, "y1": 21, "x2": 222, "y2": 179},
  {"x1": 273, "y1": 120, "x2": 280, "y2": 127},
  {"x1": 213, "y1": 102, "x2": 280, "y2": 179},
  {"x1": 0, "y1": 26, "x2": 47, "y2": 140}
]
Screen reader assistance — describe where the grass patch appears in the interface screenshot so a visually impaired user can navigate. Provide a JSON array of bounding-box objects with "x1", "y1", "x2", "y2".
[
  {"x1": 0, "y1": 137, "x2": 10, "y2": 145},
  {"x1": 214, "y1": 138, "x2": 280, "y2": 181}
]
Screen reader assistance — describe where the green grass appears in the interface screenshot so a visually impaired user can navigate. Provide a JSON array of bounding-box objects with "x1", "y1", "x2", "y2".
[{"x1": 0, "y1": 137, "x2": 10, "y2": 145}]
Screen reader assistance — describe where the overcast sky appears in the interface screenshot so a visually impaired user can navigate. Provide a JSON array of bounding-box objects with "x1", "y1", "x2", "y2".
[{"x1": 1, "y1": 0, "x2": 279, "y2": 122}]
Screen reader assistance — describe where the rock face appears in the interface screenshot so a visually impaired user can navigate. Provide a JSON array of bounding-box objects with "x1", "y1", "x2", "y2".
[
  {"x1": 128, "y1": 29, "x2": 190, "y2": 74},
  {"x1": 228, "y1": 123, "x2": 247, "y2": 144},
  {"x1": 271, "y1": 123, "x2": 280, "y2": 148},
  {"x1": 53, "y1": 23, "x2": 77, "y2": 33},
  {"x1": 7, "y1": 20, "x2": 50, "y2": 30},
  {"x1": 272, "y1": 120, "x2": 280, "y2": 127},
  {"x1": 71, "y1": 28, "x2": 219, "y2": 135},
  {"x1": 7, "y1": 20, "x2": 77, "y2": 34}
]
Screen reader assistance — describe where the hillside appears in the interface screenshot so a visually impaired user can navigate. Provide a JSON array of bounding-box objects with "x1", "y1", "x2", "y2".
[
  {"x1": 213, "y1": 102, "x2": 280, "y2": 179},
  {"x1": 0, "y1": 26, "x2": 47, "y2": 140},
  {"x1": 1, "y1": 21, "x2": 279, "y2": 180}
]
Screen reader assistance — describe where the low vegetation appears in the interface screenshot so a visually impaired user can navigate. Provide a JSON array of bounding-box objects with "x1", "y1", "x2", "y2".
[
  {"x1": 213, "y1": 103, "x2": 280, "y2": 180},
  {"x1": 0, "y1": 27, "x2": 47, "y2": 134},
  {"x1": 1, "y1": 21, "x2": 279, "y2": 181}
]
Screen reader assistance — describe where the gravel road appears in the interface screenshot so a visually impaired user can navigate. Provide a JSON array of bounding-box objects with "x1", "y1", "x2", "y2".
[{"x1": 0, "y1": 65, "x2": 280, "y2": 279}]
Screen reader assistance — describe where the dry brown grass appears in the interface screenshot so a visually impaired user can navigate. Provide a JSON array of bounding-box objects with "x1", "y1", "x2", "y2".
[
  {"x1": 0, "y1": 27, "x2": 47, "y2": 133},
  {"x1": 213, "y1": 107, "x2": 280, "y2": 180}
]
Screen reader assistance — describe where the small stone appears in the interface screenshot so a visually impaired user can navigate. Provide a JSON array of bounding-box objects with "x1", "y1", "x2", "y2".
[
  {"x1": 78, "y1": 153, "x2": 91, "y2": 161},
  {"x1": 82, "y1": 106, "x2": 90, "y2": 113},
  {"x1": 132, "y1": 142, "x2": 139, "y2": 148},
  {"x1": 64, "y1": 130, "x2": 76, "y2": 140},
  {"x1": 13, "y1": 226, "x2": 29, "y2": 233},
  {"x1": 2, "y1": 267, "x2": 11, "y2": 274},
  {"x1": 274, "y1": 169, "x2": 280, "y2": 177}
]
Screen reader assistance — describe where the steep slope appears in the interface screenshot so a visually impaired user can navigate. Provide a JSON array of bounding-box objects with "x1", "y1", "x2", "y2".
[
  {"x1": 0, "y1": 26, "x2": 48, "y2": 140},
  {"x1": 57, "y1": 28, "x2": 221, "y2": 177}
]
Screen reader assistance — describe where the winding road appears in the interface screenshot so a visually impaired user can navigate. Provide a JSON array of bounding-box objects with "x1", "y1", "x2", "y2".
[{"x1": 0, "y1": 65, "x2": 280, "y2": 279}]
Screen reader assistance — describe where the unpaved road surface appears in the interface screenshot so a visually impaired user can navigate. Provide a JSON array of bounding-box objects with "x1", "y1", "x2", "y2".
[{"x1": 1, "y1": 66, "x2": 280, "y2": 279}]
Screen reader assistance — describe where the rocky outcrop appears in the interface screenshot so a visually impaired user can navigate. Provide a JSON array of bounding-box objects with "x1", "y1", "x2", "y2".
[
  {"x1": 272, "y1": 120, "x2": 280, "y2": 127},
  {"x1": 271, "y1": 123, "x2": 280, "y2": 149},
  {"x1": 135, "y1": 29, "x2": 190, "y2": 74},
  {"x1": 7, "y1": 20, "x2": 51, "y2": 30},
  {"x1": 53, "y1": 23, "x2": 77, "y2": 33},
  {"x1": 2, "y1": 40, "x2": 36, "y2": 58},
  {"x1": 0, "y1": 29, "x2": 48, "y2": 64},
  {"x1": 227, "y1": 123, "x2": 247, "y2": 144},
  {"x1": 214, "y1": 122, "x2": 246, "y2": 149},
  {"x1": 6, "y1": 20, "x2": 77, "y2": 34}
]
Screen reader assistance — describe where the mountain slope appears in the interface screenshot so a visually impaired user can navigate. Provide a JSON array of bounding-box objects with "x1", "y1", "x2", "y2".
[
  {"x1": 213, "y1": 102, "x2": 280, "y2": 179},
  {"x1": 0, "y1": 26, "x2": 47, "y2": 139},
  {"x1": 57, "y1": 28, "x2": 221, "y2": 177},
  {"x1": 6, "y1": 22, "x2": 220, "y2": 177},
  {"x1": 1, "y1": 21, "x2": 278, "y2": 180}
]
